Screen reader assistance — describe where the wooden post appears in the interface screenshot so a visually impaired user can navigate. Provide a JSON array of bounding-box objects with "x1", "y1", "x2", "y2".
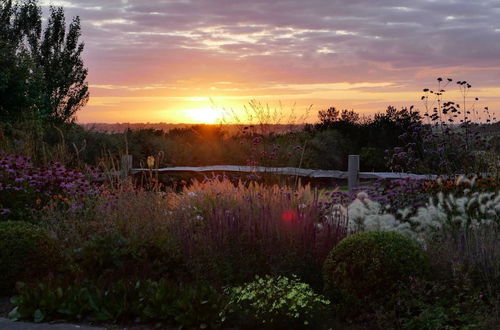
[
  {"x1": 348, "y1": 155, "x2": 359, "y2": 193},
  {"x1": 121, "y1": 155, "x2": 132, "y2": 179}
]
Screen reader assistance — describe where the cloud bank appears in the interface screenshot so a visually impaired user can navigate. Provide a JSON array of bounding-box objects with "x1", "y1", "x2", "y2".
[{"x1": 41, "y1": 0, "x2": 500, "y2": 122}]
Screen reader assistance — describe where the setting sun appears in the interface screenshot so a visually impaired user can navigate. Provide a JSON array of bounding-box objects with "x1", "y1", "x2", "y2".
[{"x1": 182, "y1": 106, "x2": 223, "y2": 124}]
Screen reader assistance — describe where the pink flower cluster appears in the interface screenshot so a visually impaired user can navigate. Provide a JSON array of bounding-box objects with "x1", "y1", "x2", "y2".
[{"x1": 0, "y1": 152, "x2": 102, "y2": 215}]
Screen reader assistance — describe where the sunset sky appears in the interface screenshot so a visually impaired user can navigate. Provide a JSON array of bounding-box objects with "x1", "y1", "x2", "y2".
[{"x1": 41, "y1": 0, "x2": 500, "y2": 124}]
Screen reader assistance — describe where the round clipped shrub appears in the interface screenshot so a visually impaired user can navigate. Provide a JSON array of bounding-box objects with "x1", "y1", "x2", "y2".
[
  {"x1": 0, "y1": 221, "x2": 62, "y2": 294},
  {"x1": 225, "y1": 275, "x2": 331, "y2": 329},
  {"x1": 323, "y1": 231, "x2": 429, "y2": 302}
]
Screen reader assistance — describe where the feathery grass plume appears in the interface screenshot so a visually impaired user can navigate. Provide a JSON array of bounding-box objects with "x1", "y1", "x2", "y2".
[{"x1": 168, "y1": 178, "x2": 346, "y2": 285}]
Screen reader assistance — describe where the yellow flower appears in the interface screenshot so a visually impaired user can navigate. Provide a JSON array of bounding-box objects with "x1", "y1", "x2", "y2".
[{"x1": 147, "y1": 156, "x2": 155, "y2": 169}]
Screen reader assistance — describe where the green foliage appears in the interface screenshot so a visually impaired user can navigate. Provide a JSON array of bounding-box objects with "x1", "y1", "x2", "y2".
[
  {"x1": 72, "y1": 231, "x2": 186, "y2": 283},
  {"x1": 317, "y1": 107, "x2": 360, "y2": 129},
  {"x1": 9, "y1": 279, "x2": 226, "y2": 328},
  {"x1": 423, "y1": 222, "x2": 500, "y2": 324},
  {"x1": 0, "y1": 1, "x2": 41, "y2": 122},
  {"x1": 305, "y1": 129, "x2": 352, "y2": 170},
  {"x1": 0, "y1": 0, "x2": 88, "y2": 123},
  {"x1": 323, "y1": 232, "x2": 429, "y2": 306},
  {"x1": 359, "y1": 146, "x2": 386, "y2": 172},
  {"x1": 224, "y1": 275, "x2": 331, "y2": 329},
  {"x1": 168, "y1": 282, "x2": 227, "y2": 329},
  {"x1": 311, "y1": 106, "x2": 424, "y2": 171},
  {"x1": 390, "y1": 277, "x2": 498, "y2": 329},
  {"x1": 0, "y1": 221, "x2": 62, "y2": 294}
]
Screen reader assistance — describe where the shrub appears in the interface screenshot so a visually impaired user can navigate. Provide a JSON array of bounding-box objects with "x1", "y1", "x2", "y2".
[
  {"x1": 323, "y1": 231, "x2": 429, "y2": 305},
  {"x1": 385, "y1": 276, "x2": 498, "y2": 330},
  {"x1": 10, "y1": 279, "x2": 226, "y2": 328},
  {"x1": 167, "y1": 282, "x2": 227, "y2": 329},
  {"x1": 224, "y1": 275, "x2": 331, "y2": 329},
  {"x1": 0, "y1": 221, "x2": 62, "y2": 294},
  {"x1": 72, "y1": 231, "x2": 186, "y2": 284}
]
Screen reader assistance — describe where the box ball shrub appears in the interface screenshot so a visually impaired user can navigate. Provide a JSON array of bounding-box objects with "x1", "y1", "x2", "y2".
[
  {"x1": 323, "y1": 231, "x2": 429, "y2": 303},
  {"x1": 0, "y1": 221, "x2": 62, "y2": 294}
]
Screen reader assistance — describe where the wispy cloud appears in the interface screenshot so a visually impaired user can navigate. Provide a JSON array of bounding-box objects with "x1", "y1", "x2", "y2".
[{"x1": 41, "y1": 0, "x2": 500, "y2": 122}]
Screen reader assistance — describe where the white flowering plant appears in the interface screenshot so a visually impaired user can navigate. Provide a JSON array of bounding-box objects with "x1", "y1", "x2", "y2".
[
  {"x1": 345, "y1": 192, "x2": 413, "y2": 235},
  {"x1": 331, "y1": 179, "x2": 499, "y2": 239},
  {"x1": 410, "y1": 190, "x2": 499, "y2": 234}
]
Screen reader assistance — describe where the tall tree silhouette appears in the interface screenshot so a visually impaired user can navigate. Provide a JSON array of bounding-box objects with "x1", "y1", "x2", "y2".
[{"x1": 0, "y1": 0, "x2": 88, "y2": 123}]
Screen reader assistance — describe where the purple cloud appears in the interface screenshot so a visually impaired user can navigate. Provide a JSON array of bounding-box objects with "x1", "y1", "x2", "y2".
[{"x1": 38, "y1": 0, "x2": 500, "y2": 122}]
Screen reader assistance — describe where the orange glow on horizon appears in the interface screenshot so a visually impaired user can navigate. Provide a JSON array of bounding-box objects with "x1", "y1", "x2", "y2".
[{"x1": 77, "y1": 83, "x2": 500, "y2": 124}]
